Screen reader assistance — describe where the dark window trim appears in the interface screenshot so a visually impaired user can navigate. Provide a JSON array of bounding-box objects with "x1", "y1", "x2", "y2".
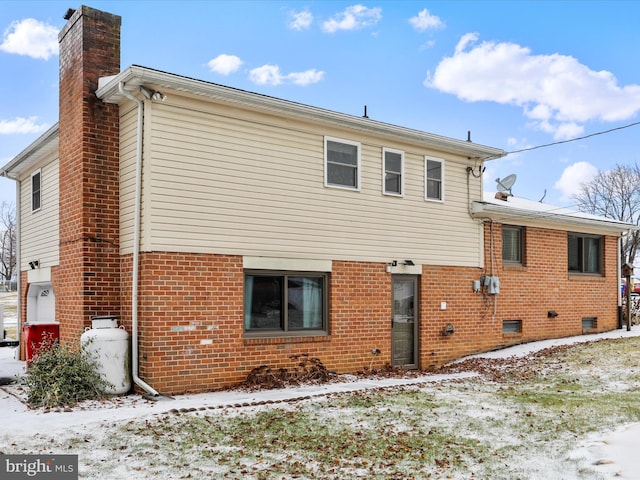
[
  {"x1": 568, "y1": 233, "x2": 603, "y2": 275},
  {"x1": 502, "y1": 225, "x2": 525, "y2": 266},
  {"x1": 244, "y1": 270, "x2": 329, "y2": 338},
  {"x1": 31, "y1": 169, "x2": 42, "y2": 212}
]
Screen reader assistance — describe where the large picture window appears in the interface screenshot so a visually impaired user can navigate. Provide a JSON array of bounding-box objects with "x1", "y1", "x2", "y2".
[
  {"x1": 325, "y1": 136, "x2": 361, "y2": 190},
  {"x1": 244, "y1": 271, "x2": 328, "y2": 336},
  {"x1": 568, "y1": 233, "x2": 602, "y2": 274},
  {"x1": 502, "y1": 225, "x2": 524, "y2": 265},
  {"x1": 425, "y1": 156, "x2": 444, "y2": 201},
  {"x1": 383, "y1": 148, "x2": 404, "y2": 196}
]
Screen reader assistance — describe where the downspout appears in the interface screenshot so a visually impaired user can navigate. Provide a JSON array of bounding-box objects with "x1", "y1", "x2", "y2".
[{"x1": 118, "y1": 81, "x2": 159, "y2": 397}]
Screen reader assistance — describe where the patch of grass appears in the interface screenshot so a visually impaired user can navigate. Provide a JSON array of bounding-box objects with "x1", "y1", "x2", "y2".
[{"x1": 47, "y1": 336, "x2": 640, "y2": 479}]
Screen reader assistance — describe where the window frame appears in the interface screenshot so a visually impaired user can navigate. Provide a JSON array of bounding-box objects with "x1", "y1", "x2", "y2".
[
  {"x1": 424, "y1": 156, "x2": 444, "y2": 202},
  {"x1": 502, "y1": 225, "x2": 525, "y2": 266},
  {"x1": 502, "y1": 319, "x2": 522, "y2": 334},
  {"x1": 382, "y1": 147, "x2": 404, "y2": 197},
  {"x1": 568, "y1": 233, "x2": 603, "y2": 275},
  {"x1": 244, "y1": 270, "x2": 329, "y2": 338},
  {"x1": 324, "y1": 136, "x2": 361, "y2": 191},
  {"x1": 31, "y1": 169, "x2": 42, "y2": 212}
]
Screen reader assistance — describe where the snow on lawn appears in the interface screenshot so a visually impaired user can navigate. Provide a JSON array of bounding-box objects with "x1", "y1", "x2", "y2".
[{"x1": 1, "y1": 326, "x2": 640, "y2": 479}]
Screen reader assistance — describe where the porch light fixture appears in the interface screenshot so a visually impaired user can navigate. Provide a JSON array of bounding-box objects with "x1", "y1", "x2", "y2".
[
  {"x1": 28, "y1": 260, "x2": 39, "y2": 269},
  {"x1": 139, "y1": 85, "x2": 166, "y2": 102},
  {"x1": 404, "y1": 260, "x2": 415, "y2": 266},
  {"x1": 548, "y1": 310, "x2": 559, "y2": 318}
]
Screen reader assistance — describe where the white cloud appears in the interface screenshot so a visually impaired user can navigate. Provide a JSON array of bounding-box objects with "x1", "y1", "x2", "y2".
[
  {"x1": 426, "y1": 34, "x2": 640, "y2": 140},
  {"x1": 554, "y1": 161, "x2": 598, "y2": 199},
  {"x1": 289, "y1": 10, "x2": 313, "y2": 31},
  {"x1": 0, "y1": 18, "x2": 58, "y2": 60},
  {"x1": 322, "y1": 5, "x2": 382, "y2": 33},
  {"x1": 0, "y1": 117, "x2": 49, "y2": 134},
  {"x1": 249, "y1": 65, "x2": 284, "y2": 86},
  {"x1": 249, "y1": 64, "x2": 325, "y2": 86},
  {"x1": 409, "y1": 8, "x2": 444, "y2": 32},
  {"x1": 207, "y1": 54, "x2": 243, "y2": 75},
  {"x1": 287, "y1": 69, "x2": 325, "y2": 86}
]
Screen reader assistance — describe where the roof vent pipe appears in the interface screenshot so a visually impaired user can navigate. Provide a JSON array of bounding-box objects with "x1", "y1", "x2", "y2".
[{"x1": 118, "y1": 81, "x2": 159, "y2": 397}]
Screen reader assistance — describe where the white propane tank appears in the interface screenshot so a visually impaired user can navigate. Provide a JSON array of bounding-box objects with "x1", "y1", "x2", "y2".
[{"x1": 81, "y1": 316, "x2": 131, "y2": 394}]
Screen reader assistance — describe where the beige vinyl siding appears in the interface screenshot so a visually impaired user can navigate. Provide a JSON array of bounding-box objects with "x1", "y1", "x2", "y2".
[
  {"x1": 20, "y1": 158, "x2": 59, "y2": 270},
  {"x1": 121, "y1": 94, "x2": 485, "y2": 267}
]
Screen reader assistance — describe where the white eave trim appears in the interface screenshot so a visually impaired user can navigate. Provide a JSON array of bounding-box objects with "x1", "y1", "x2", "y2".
[
  {"x1": 471, "y1": 200, "x2": 635, "y2": 236},
  {"x1": 0, "y1": 123, "x2": 59, "y2": 179},
  {"x1": 97, "y1": 65, "x2": 506, "y2": 160}
]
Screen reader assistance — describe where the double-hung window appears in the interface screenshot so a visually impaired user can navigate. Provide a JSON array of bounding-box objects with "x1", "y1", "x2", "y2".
[
  {"x1": 425, "y1": 156, "x2": 444, "y2": 201},
  {"x1": 383, "y1": 148, "x2": 404, "y2": 196},
  {"x1": 325, "y1": 137, "x2": 361, "y2": 190},
  {"x1": 244, "y1": 271, "x2": 328, "y2": 336},
  {"x1": 31, "y1": 170, "x2": 42, "y2": 212},
  {"x1": 502, "y1": 225, "x2": 524, "y2": 266},
  {"x1": 568, "y1": 233, "x2": 602, "y2": 274}
]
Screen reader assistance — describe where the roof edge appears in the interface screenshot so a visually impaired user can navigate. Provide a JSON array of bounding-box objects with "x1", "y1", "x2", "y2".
[
  {"x1": 472, "y1": 199, "x2": 636, "y2": 235},
  {"x1": 0, "y1": 123, "x2": 59, "y2": 179},
  {"x1": 97, "y1": 65, "x2": 507, "y2": 160}
]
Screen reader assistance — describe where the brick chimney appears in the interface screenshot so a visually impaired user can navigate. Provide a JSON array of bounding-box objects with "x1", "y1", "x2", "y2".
[{"x1": 57, "y1": 6, "x2": 122, "y2": 343}]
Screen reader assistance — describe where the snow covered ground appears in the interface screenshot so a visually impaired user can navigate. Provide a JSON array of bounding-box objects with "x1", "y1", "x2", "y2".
[{"x1": 2, "y1": 316, "x2": 640, "y2": 478}]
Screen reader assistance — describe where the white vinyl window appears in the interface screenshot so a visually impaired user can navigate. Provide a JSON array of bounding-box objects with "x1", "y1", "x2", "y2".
[
  {"x1": 425, "y1": 156, "x2": 444, "y2": 202},
  {"x1": 383, "y1": 148, "x2": 404, "y2": 196},
  {"x1": 325, "y1": 136, "x2": 361, "y2": 191},
  {"x1": 31, "y1": 169, "x2": 42, "y2": 212}
]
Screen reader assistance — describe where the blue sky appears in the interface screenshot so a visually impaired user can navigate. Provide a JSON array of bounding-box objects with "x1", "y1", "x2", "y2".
[{"x1": 1, "y1": 1, "x2": 640, "y2": 208}]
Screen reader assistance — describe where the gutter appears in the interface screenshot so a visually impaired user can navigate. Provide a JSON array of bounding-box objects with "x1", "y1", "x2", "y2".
[
  {"x1": 98, "y1": 66, "x2": 506, "y2": 161},
  {"x1": 118, "y1": 81, "x2": 159, "y2": 397}
]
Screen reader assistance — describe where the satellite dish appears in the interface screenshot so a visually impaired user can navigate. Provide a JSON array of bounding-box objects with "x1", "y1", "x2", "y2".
[{"x1": 496, "y1": 174, "x2": 517, "y2": 195}]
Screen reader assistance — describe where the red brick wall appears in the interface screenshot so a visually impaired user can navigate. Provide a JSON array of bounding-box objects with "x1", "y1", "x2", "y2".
[
  {"x1": 124, "y1": 254, "x2": 393, "y2": 394},
  {"x1": 125, "y1": 223, "x2": 620, "y2": 395},
  {"x1": 56, "y1": 7, "x2": 122, "y2": 343}
]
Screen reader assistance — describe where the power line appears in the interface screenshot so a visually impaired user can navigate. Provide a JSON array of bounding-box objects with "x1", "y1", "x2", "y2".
[{"x1": 506, "y1": 120, "x2": 640, "y2": 155}]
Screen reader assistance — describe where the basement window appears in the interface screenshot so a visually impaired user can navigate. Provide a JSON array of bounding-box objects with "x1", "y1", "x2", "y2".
[
  {"x1": 582, "y1": 317, "x2": 597, "y2": 330},
  {"x1": 502, "y1": 319, "x2": 522, "y2": 334}
]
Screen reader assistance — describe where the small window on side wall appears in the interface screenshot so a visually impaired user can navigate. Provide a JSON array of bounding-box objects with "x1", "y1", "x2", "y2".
[
  {"x1": 503, "y1": 319, "x2": 522, "y2": 334},
  {"x1": 325, "y1": 136, "x2": 361, "y2": 191},
  {"x1": 31, "y1": 169, "x2": 41, "y2": 212},
  {"x1": 568, "y1": 233, "x2": 602, "y2": 274},
  {"x1": 425, "y1": 156, "x2": 444, "y2": 201},
  {"x1": 383, "y1": 148, "x2": 404, "y2": 196},
  {"x1": 502, "y1": 225, "x2": 524, "y2": 266}
]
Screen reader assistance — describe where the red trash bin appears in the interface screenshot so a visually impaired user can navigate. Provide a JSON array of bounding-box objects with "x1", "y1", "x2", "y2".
[{"x1": 23, "y1": 323, "x2": 60, "y2": 365}]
